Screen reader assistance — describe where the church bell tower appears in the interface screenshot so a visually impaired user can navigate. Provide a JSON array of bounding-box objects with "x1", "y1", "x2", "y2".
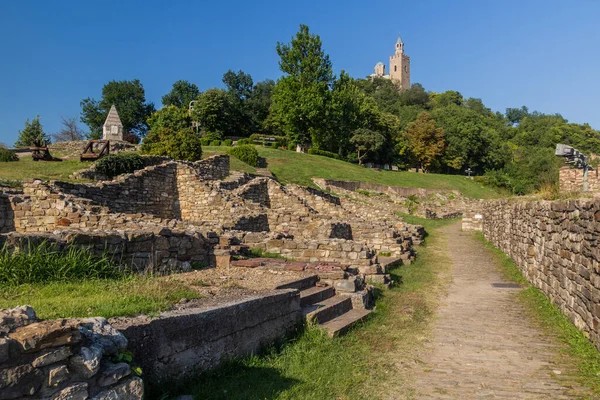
[{"x1": 389, "y1": 35, "x2": 410, "y2": 90}]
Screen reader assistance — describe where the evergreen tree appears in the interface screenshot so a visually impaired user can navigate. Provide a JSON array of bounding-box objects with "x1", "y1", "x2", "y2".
[{"x1": 15, "y1": 115, "x2": 49, "y2": 147}]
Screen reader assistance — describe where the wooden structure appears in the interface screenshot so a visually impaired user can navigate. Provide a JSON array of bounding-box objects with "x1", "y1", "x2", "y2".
[
  {"x1": 30, "y1": 139, "x2": 62, "y2": 162},
  {"x1": 81, "y1": 140, "x2": 110, "y2": 162}
]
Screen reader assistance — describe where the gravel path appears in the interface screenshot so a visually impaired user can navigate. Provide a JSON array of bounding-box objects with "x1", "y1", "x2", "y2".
[{"x1": 412, "y1": 222, "x2": 592, "y2": 399}]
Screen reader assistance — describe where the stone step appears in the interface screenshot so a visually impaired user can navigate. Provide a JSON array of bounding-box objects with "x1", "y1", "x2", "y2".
[
  {"x1": 299, "y1": 285, "x2": 335, "y2": 307},
  {"x1": 303, "y1": 295, "x2": 352, "y2": 324},
  {"x1": 275, "y1": 275, "x2": 319, "y2": 291},
  {"x1": 377, "y1": 256, "x2": 403, "y2": 272},
  {"x1": 320, "y1": 309, "x2": 371, "y2": 338}
]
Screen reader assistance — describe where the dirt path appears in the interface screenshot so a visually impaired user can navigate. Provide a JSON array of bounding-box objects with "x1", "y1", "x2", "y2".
[{"x1": 411, "y1": 222, "x2": 592, "y2": 399}]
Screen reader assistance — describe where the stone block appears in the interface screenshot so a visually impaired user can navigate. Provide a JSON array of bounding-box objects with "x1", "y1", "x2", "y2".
[
  {"x1": 69, "y1": 346, "x2": 102, "y2": 379},
  {"x1": 32, "y1": 346, "x2": 72, "y2": 368},
  {"x1": 0, "y1": 364, "x2": 44, "y2": 399},
  {"x1": 9, "y1": 320, "x2": 80, "y2": 353},
  {"x1": 52, "y1": 382, "x2": 88, "y2": 400},
  {"x1": 48, "y1": 364, "x2": 70, "y2": 387},
  {"x1": 97, "y1": 362, "x2": 131, "y2": 387}
]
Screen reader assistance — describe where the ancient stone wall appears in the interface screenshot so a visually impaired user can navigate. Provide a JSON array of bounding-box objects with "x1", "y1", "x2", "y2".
[
  {"x1": 0, "y1": 306, "x2": 143, "y2": 400},
  {"x1": 111, "y1": 290, "x2": 301, "y2": 380},
  {"x1": 313, "y1": 177, "x2": 456, "y2": 198},
  {"x1": 559, "y1": 166, "x2": 600, "y2": 193},
  {"x1": 481, "y1": 199, "x2": 600, "y2": 350},
  {"x1": 0, "y1": 228, "x2": 218, "y2": 273}
]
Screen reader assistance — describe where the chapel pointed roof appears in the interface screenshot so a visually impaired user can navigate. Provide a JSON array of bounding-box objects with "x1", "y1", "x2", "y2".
[
  {"x1": 396, "y1": 35, "x2": 403, "y2": 45},
  {"x1": 103, "y1": 105, "x2": 123, "y2": 127}
]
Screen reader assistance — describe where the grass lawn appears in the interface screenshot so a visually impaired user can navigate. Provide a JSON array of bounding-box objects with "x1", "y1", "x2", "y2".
[
  {"x1": 150, "y1": 217, "x2": 457, "y2": 399},
  {"x1": 2, "y1": 146, "x2": 499, "y2": 199},
  {"x1": 0, "y1": 277, "x2": 200, "y2": 320},
  {"x1": 476, "y1": 233, "x2": 600, "y2": 395},
  {"x1": 205, "y1": 146, "x2": 500, "y2": 199},
  {"x1": 0, "y1": 157, "x2": 89, "y2": 183}
]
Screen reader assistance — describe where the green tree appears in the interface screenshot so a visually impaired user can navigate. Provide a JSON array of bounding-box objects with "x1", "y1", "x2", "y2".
[
  {"x1": 249, "y1": 79, "x2": 275, "y2": 133},
  {"x1": 190, "y1": 88, "x2": 232, "y2": 135},
  {"x1": 161, "y1": 80, "x2": 200, "y2": 108},
  {"x1": 222, "y1": 70, "x2": 254, "y2": 136},
  {"x1": 403, "y1": 112, "x2": 445, "y2": 171},
  {"x1": 147, "y1": 106, "x2": 191, "y2": 132},
  {"x1": 142, "y1": 127, "x2": 202, "y2": 162},
  {"x1": 15, "y1": 115, "x2": 49, "y2": 147},
  {"x1": 270, "y1": 24, "x2": 333, "y2": 146},
  {"x1": 350, "y1": 128, "x2": 385, "y2": 165},
  {"x1": 80, "y1": 79, "x2": 155, "y2": 139}
]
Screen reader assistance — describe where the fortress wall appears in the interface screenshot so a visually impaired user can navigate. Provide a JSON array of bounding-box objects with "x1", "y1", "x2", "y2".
[
  {"x1": 481, "y1": 198, "x2": 600, "y2": 350},
  {"x1": 559, "y1": 166, "x2": 600, "y2": 193}
]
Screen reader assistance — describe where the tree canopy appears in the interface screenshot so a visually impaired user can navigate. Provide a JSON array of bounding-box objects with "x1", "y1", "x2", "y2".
[
  {"x1": 15, "y1": 115, "x2": 49, "y2": 147},
  {"x1": 80, "y1": 79, "x2": 155, "y2": 139}
]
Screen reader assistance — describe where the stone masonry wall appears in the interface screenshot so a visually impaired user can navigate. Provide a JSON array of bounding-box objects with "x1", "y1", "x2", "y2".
[
  {"x1": 0, "y1": 228, "x2": 219, "y2": 274},
  {"x1": 111, "y1": 290, "x2": 301, "y2": 380},
  {"x1": 559, "y1": 166, "x2": 600, "y2": 193},
  {"x1": 481, "y1": 199, "x2": 600, "y2": 350},
  {"x1": 0, "y1": 306, "x2": 143, "y2": 400}
]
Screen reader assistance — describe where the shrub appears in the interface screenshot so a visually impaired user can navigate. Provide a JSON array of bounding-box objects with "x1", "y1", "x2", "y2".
[
  {"x1": 308, "y1": 148, "x2": 343, "y2": 160},
  {"x1": 222, "y1": 139, "x2": 233, "y2": 146},
  {"x1": 209, "y1": 140, "x2": 221, "y2": 146},
  {"x1": 142, "y1": 127, "x2": 203, "y2": 162},
  {"x1": 228, "y1": 145, "x2": 259, "y2": 167},
  {"x1": 0, "y1": 148, "x2": 18, "y2": 162},
  {"x1": 201, "y1": 130, "x2": 223, "y2": 141},
  {"x1": 236, "y1": 138, "x2": 252, "y2": 145},
  {"x1": 200, "y1": 138, "x2": 211, "y2": 146},
  {"x1": 122, "y1": 133, "x2": 140, "y2": 144},
  {"x1": 95, "y1": 153, "x2": 144, "y2": 178},
  {"x1": 0, "y1": 242, "x2": 126, "y2": 286}
]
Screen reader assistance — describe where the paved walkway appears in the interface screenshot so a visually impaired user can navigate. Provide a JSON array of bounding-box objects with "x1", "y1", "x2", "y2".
[{"x1": 413, "y1": 223, "x2": 592, "y2": 399}]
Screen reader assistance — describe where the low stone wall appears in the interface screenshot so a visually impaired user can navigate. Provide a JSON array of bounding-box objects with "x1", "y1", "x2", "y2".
[
  {"x1": 559, "y1": 166, "x2": 600, "y2": 193},
  {"x1": 313, "y1": 177, "x2": 455, "y2": 198},
  {"x1": 0, "y1": 306, "x2": 143, "y2": 400},
  {"x1": 481, "y1": 199, "x2": 600, "y2": 350},
  {"x1": 110, "y1": 290, "x2": 301, "y2": 380},
  {"x1": 0, "y1": 228, "x2": 219, "y2": 274},
  {"x1": 462, "y1": 210, "x2": 483, "y2": 232}
]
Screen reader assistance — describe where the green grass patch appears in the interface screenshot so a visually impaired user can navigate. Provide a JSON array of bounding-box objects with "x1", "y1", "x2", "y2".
[
  {"x1": 395, "y1": 213, "x2": 460, "y2": 232},
  {"x1": 150, "y1": 220, "x2": 452, "y2": 399},
  {"x1": 202, "y1": 146, "x2": 499, "y2": 199},
  {"x1": 476, "y1": 232, "x2": 600, "y2": 395},
  {"x1": 0, "y1": 157, "x2": 88, "y2": 182},
  {"x1": 0, "y1": 243, "x2": 199, "y2": 319},
  {"x1": 0, "y1": 277, "x2": 199, "y2": 319}
]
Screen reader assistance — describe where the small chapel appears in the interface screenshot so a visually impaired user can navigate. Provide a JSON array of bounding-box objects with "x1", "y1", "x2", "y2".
[
  {"x1": 102, "y1": 104, "x2": 124, "y2": 141},
  {"x1": 370, "y1": 35, "x2": 411, "y2": 90}
]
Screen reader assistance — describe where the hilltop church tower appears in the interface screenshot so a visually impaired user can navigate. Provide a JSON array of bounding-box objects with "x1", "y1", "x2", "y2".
[{"x1": 389, "y1": 35, "x2": 410, "y2": 90}]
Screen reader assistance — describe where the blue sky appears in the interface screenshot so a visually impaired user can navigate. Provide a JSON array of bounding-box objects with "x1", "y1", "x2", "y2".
[{"x1": 0, "y1": 0, "x2": 598, "y2": 145}]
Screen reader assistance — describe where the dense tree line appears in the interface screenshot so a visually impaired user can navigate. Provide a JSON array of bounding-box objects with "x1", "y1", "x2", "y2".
[{"x1": 67, "y1": 24, "x2": 600, "y2": 195}]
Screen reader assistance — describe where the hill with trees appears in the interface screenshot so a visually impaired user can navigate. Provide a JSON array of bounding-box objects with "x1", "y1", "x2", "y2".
[{"x1": 66, "y1": 24, "x2": 600, "y2": 195}]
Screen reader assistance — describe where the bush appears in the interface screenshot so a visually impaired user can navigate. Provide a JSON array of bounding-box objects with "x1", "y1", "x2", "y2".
[
  {"x1": 200, "y1": 138, "x2": 211, "y2": 146},
  {"x1": 222, "y1": 139, "x2": 233, "y2": 146},
  {"x1": 95, "y1": 153, "x2": 144, "y2": 178},
  {"x1": 201, "y1": 130, "x2": 223, "y2": 141},
  {"x1": 122, "y1": 133, "x2": 140, "y2": 144},
  {"x1": 0, "y1": 242, "x2": 126, "y2": 286},
  {"x1": 209, "y1": 140, "x2": 221, "y2": 146},
  {"x1": 228, "y1": 145, "x2": 259, "y2": 167},
  {"x1": 236, "y1": 138, "x2": 252, "y2": 145},
  {"x1": 308, "y1": 148, "x2": 343, "y2": 160},
  {"x1": 0, "y1": 148, "x2": 18, "y2": 162},
  {"x1": 142, "y1": 127, "x2": 203, "y2": 162}
]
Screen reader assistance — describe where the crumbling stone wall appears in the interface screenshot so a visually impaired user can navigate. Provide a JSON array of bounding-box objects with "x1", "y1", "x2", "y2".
[
  {"x1": 0, "y1": 306, "x2": 143, "y2": 400},
  {"x1": 111, "y1": 290, "x2": 301, "y2": 380},
  {"x1": 0, "y1": 228, "x2": 219, "y2": 273},
  {"x1": 481, "y1": 199, "x2": 600, "y2": 350},
  {"x1": 0, "y1": 193, "x2": 15, "y2": 233},
  {"x1": 559, "y1": 166, "x2": 600, "y2": 193}
]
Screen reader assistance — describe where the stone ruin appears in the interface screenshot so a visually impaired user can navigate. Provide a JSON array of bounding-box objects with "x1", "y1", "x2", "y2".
[
  {"x1": 0, "y1": 154, "x2": 431, "y2": 387},
  {"x1": 0, "y1": 306, "x2": 143, "y2": 399}
]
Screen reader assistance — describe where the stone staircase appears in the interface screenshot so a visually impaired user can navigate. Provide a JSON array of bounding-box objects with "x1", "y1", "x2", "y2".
[{"x1": 275, "y1": 275, "x2": 371, "y2": 338}]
